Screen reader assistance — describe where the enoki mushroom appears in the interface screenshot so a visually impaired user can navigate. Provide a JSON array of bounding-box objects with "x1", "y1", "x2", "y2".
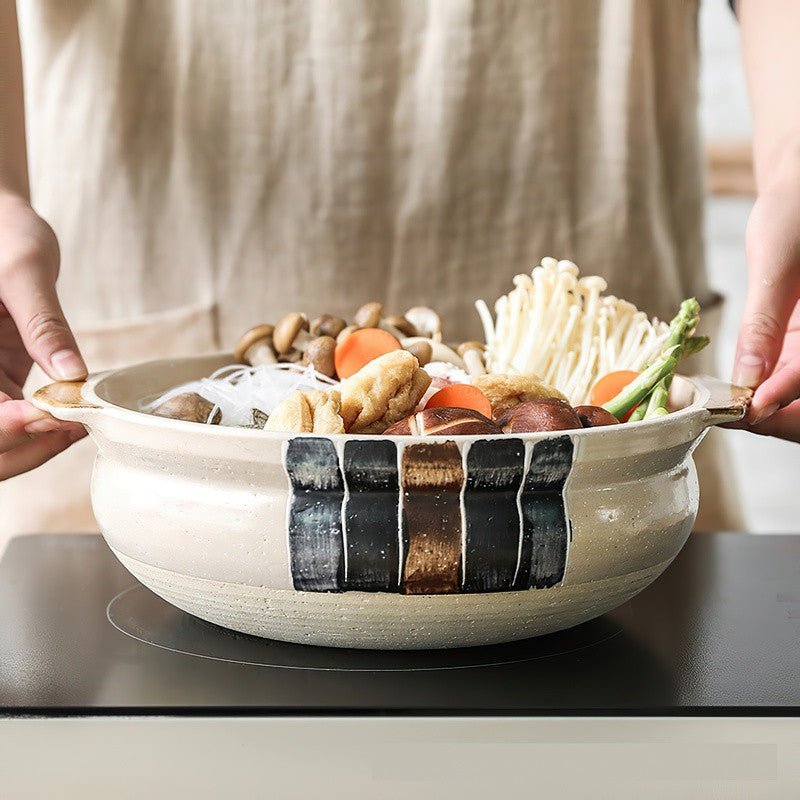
[{"x1": 476, "y1": 258, "x2": 671, "y2": 405}]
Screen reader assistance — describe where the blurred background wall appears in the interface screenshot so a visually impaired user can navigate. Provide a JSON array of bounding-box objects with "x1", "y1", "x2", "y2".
[{"x1": 700, "y1": 0, "x2": 800, "y2": 532}]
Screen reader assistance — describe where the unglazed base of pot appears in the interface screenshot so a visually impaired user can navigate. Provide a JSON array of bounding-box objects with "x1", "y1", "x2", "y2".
[{"x1": 112, "y1": 548, "x2": 675, "y2": 649}]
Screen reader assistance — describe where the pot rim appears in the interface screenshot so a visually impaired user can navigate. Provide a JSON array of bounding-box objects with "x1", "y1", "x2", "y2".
[{"x1": 32, "y1": 352, "x2": 751, "y2": 443}]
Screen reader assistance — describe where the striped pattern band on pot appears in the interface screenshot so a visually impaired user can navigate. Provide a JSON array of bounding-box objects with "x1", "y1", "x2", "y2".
[{"x1": 283, "y1": 436, "x2": 575, "y2": 595}]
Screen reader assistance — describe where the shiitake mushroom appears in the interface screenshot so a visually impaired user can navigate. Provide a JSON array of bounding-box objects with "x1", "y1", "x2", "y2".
[
  {"x1": 496, "y1": 398, "x2": 582, "y2": 433},
  {"x1": 384, "y1": 407, "x2": 501, "y2": 436},
  {"x1": 386, "y1": 398, "x2": 621, "y2": 436},
  {"x1": 150, "y1": 392, "x2": 221, "y2": 424},
  {"x1": 574, "y1": 405, "x2": 620, "y2": 428}
]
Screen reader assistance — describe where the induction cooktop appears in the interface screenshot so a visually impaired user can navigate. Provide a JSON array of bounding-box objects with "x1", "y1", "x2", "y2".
[{"x1": 1, "y1": 533, "x2": 798, "y2": 715}]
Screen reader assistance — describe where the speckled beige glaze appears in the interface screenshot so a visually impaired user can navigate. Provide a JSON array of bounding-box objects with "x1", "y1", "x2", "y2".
[
  {"x1": 34, "y1": 354, "x2": 750, "y2": 650},
  {"x1": 111, "y1": 549, "x2": 674, "y2": 649}
]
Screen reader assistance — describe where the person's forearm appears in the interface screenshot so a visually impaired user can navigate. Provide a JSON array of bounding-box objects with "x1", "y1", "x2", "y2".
[
  {"x1": 740, "y1": 0, "x2": 800, "y2": 190},
  {"x1": 0, "y1": 0, "x2": 29, "y2": 199},
  {"x1": 732, "y1": 0, "x2": 800, "y2": 440}
]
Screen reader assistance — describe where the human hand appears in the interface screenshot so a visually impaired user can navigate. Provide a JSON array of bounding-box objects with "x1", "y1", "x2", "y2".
[
  {"x1": 732, "y1": 174, "x2": 800, "y2": 443},
  {"x1": 0, "y1": 394, "x2": 85, "y2": 479},
  {"x1": 0, "y1": 192, "x2": 87, "y2": 477}
]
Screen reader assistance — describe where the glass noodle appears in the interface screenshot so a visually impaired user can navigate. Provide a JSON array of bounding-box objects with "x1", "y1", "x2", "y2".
[{"x1": 140, "y1": 363, "x2": 339, "y2": 427}]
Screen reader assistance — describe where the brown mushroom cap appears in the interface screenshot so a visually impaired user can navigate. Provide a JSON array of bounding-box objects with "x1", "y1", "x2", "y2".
[
  {"x1": 303, "y1": 336, "x2": 337, "y2": 378},
  {"x1": 336, "y1": 324, "x2": 359, "y2": 346},
  {"x1": 497, "y1": 398, "x2": 582, "y2": 433},
  {"x1": 234, "y1": 324, "x2": 275, "y2": 364},
  {"x1": 150, "y1": 392, "x2": 222, "y2": 425},
  {"x1": 384, "y1": 315, "x2": 419, "y2": 338},
  {"x1": 457, "y1": 340, "x2": 486, "y2": 357},
  {"x1": 405, "y1": 306, "x2": 442, "y2": 340},
  {"x1": 384, "y1": 407, "x2": 501, "y2": 436},
  {"x1": 273, "y1": 313, "x2": 309, "y2": 355},
  {"x1": 404, "y1": 339, "x2": 433, "y2": 367},
  {"x1": 574, "y1": 405, "x2": 620, "y2": 428},
  {"x1": 310, "y1": 314, "x2": 347, "y2": 339},
  {"x1": 354, "y1": 302, "x2": 383, "y2": 328}
]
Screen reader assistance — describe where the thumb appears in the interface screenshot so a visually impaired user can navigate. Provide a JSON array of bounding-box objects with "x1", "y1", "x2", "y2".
[
  {"x1": 1, "y1": 264, "x2": 87, "y2": 382},
  {"x1": 733, "y1": 280, "x2": 794, "y2": 389}
]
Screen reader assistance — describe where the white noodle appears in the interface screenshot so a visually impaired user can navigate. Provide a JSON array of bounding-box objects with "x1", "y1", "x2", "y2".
[{"x1": 140, "y1": 362, "x2": 340, "y2": 427}]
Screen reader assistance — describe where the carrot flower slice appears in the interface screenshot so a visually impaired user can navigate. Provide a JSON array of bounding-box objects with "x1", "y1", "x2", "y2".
[
  {"x1": 334, "y1": 328, "x2": 402, "y2": 379},
  {"x1": 425, "y1": 384, "x2": 493, "y2": 418}
]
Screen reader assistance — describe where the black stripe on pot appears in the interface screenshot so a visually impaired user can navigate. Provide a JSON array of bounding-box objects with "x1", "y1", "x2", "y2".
[
  {"x1": 462, "y1": 438, "x2": 526, "y2": 593},
  {"x1": 400, "y1": 442, "x2": 464, "y2": 595},
  {"x1": 284, "y1": 437, "x2": 345, "y2": 592},
  {"x1": 341, "y1": 439, "x2": 401, "y2": 592},
  {"x1": 514, "y1": 435, "x2": 574, "y2": 590}
]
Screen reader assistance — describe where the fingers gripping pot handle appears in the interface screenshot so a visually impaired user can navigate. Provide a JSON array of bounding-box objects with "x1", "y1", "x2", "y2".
[
  {"x1": 31, "y1": 375, "x2": 106, "y2": 427},
  {"x1": 690, "y1": 374, "x2": 752, "y2": 427}
]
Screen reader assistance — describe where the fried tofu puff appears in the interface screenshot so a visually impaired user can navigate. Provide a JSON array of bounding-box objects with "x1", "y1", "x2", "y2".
[
  {"x1": 264, "y1": 389, "x2": 345, "y2": 434},
  {"x1": 339, "y1": 350, "x2": 431, "y2": 434},
  {"x1": 264, "y1": 351, "x2": 430, "y2": 435},
  {"x1": 471, "y1": 373, "x2": 567, "y2": 418}
]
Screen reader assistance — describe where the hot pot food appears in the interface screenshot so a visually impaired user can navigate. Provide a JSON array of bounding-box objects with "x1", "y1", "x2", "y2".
[{"x1": 34, "y1": 259, "x2": 750, "y2": 649}]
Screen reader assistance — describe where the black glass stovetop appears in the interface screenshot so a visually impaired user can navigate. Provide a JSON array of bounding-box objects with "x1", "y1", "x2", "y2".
[{"x1": 1, "y1": 533, "x2": 798, "y2": 715}]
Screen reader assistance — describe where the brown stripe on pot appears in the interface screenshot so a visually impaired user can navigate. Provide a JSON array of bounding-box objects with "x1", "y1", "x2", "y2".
[
  {"x1": 462, "y1": 438, "x2": 526, "y2": 593},
  {"x1": 513, "y1": 436, "x2": 575, "y2": 590},
  {"x1": 284, "y1": 437, "x2": 345, "y2": 592},
  {"x1": 400, "y1": 442, "x2": 465, "y2": 595},
  {"x1": 341, "y1": 440, "x2": 401, "y2": 592}
]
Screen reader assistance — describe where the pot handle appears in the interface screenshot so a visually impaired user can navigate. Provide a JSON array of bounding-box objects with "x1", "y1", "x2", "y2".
[
  {"x1": 31, "y1": 378, "x2": 103, "y2": 424},
  {"x1": 691, "y1": 374, "x2": 752, "y2": 427}
]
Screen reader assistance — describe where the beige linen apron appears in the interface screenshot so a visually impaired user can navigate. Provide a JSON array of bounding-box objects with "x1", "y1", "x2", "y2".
[{"x1": 1, "y1": 0, "x2": 743, "y2": 552}]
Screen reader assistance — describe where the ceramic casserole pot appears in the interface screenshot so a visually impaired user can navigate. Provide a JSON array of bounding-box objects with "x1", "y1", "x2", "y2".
[{"x1": 34, "y1": 354, "x2": 750, "y2": 650}]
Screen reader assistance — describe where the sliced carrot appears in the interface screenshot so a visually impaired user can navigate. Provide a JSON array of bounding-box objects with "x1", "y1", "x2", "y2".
[
  {"x1": 589, "y1": 370, "x2": 640, "y2": 406},
  {"x1": 334, "y1": 327, "x2": 401, "y2": 379},
  {"x1": 425, "y1": 384, "x2": 492, "y2": 418},
  {"x1": 589, "y1": 370, "x2": 641, "y2": 421}
]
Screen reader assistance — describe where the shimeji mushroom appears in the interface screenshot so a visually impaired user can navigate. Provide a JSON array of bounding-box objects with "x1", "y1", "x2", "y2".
[
  {"x1": 404, "y1": 339, "x2": 433, "y2": 367},
  {"x1": 354, "y1": 302, "x2": 383, "y2": 329},
  {"x1": 336, "y1": 324, "x2": 359, "y2": 346},
  {"x1": 354, "y1": 302, "x2": 414, "y2": 341},
  {"x1": 457, "y1": 341, "x2": 486, "y2": 376},
  {"x1": 303, "y1": 336, "x2": 337, "y2": 378},
  {"x1": 384, "y1": 315, "x2": 418, "y2": 338},
  {"x1": 235, "y1": 324, "x2": 277, "y2": 366},
  {"x1": 404, "y1": 306, "x2": 442, "y2": 343},
  {"x1": 273, "y1": 312, "x2": 314, "y2": 357},
  {"x1": 310, "y1": 314, "x2": 348, "y2": 339},
  {"x1": 401, "y1": 337, "x2": 465, "y2": 369}
]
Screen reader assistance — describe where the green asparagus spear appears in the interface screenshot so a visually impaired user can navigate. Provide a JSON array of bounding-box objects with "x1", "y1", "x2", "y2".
[
  {"x1": 603, "y1": 299, "x2": 705, "y2": 421},
  {"x1": 667, "y1": 298, "x2": 700, "y2": 348},
  {"x1": 639, "y1": 305, "x2": 705, "y2": 420},
  {"x1": 680, "y1": 335, "x2": 709, "y2": 361},
  {"x1": 628, "y1": 336, "x2": 708, "y2": 421},
  {"x1": 644, "y1": 378, "x2": 670, "y2": 419},
  {"x1": 602, "y1": 347, "x2": 680, "y2": 419}
]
